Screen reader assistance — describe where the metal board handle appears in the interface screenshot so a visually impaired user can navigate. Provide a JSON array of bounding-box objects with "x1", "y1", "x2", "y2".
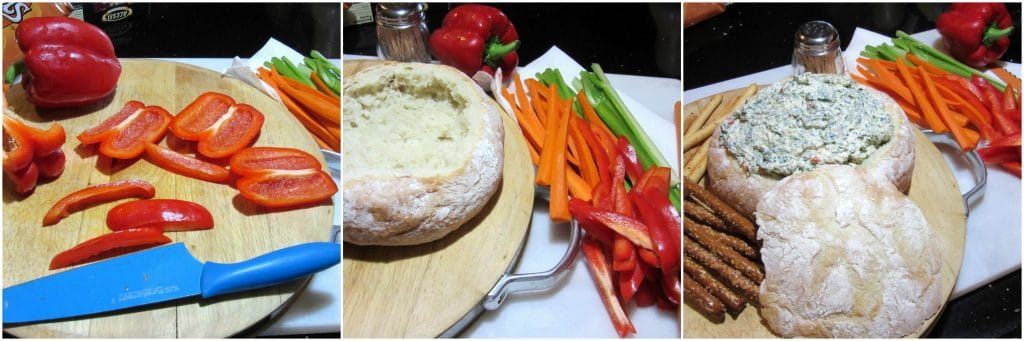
[
  {"x1": 482, "y1": 187, "x2": 582, "y2": 310},
  {"x1": 923, "y1": 131, "x2": 987, "y2": 216}
]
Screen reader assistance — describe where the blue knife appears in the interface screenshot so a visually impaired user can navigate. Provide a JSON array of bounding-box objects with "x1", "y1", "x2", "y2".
[{"x1": 3, "y1": 242, "x2": 340, "y2": 324}]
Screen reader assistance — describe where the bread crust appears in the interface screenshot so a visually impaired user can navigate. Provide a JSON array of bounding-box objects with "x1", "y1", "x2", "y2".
[
  {"x1": 755, "y1": 165, "x2": 941, "y2": 338},
  {"x1": 342, "y1": 62, "x2": 504, "y2": 246},
  {"x1": 707, "y1": 83, "x2": 915, "y2": 219}
]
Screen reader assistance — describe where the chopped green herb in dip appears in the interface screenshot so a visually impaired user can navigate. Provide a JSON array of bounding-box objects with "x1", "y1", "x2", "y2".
[{"x1": 719, "y1": 73, "x2": 893, "y2": 178}]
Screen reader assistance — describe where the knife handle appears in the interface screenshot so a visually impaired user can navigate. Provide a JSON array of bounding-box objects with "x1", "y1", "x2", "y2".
[{"x1": 199, "y1": 242, "x2": 340, "y2": 298}]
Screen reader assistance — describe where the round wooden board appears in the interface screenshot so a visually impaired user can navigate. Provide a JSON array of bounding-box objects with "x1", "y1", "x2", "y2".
[
  {"x1": 3, "y1": 60, "x2": 335, "y2": 337},
  {"x1": 682, "y1": 86, "x2": 966, "y2": 338},
  {"x1": 341, "y1": 60, "x2": 534, "y2": 338}
]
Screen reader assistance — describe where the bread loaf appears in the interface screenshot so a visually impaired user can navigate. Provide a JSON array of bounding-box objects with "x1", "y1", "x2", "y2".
[
  {"x1": 343, "y1": 62, "x2": 504, "y2": 246},
  {"x1": 707, "y1": 74, "x2": 915, "y2": 219},
  {"x1": 755, "y1": 165, "x2": 942, "y2": 338}
]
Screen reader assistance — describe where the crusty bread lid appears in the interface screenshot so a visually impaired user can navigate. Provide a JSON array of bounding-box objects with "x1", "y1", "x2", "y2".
[{"x1": 755, "y1": 165, "x2": 941, "y2": 338}]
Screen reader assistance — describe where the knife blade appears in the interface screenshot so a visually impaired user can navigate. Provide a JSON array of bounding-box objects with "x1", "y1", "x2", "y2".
[{"x1": 3, "y1": 241, "x2": 340, "y2": 324}]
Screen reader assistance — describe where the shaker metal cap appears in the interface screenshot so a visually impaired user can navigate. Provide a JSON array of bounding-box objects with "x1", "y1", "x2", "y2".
[
  {"x1": 376, "y1": 3, "x2": 426, "y2": 28},
  {"x1": 796, "y1": 21, "x2": 838, "y2": 47}
]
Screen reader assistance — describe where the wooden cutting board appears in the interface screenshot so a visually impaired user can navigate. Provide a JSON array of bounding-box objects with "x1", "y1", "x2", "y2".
[
  {"x1": 682, "y1": 86, "x2": 966, "y2": 338},
  {"x1": 3, "y1": 59, "x2": 335, "y2": 337},
  {"x1": 342, "y1": 60, "x2": 534, "y2": 338}
]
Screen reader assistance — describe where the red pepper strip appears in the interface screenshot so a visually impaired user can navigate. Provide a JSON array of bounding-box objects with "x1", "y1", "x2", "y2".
[
  {"x1": 144, "y1": 143, "x2": 230, "y2": 183},
  {"x1": 170, "y1": 93, "x2": 265, "y2": 159},
  {"x1": 591, "y1": 211, "x2": 653, "y2": 250},
  {"x1": 6, "y1": 162, "x2": 38, "y2": 194},
  {"x1": 974, "y1": 75, "x2": 1019, "y2": 136},
  {"x1": 638, "y1": 248, "x2": 661, "y2": 268},
  {"x1": 661, "y1": 271, "x2": 681, "y2": 305},
  {"x1": 612, "y1": 236, "x2": 636, "y2": 272},
  {"x1": 236, "y1": 169, "x2": 337, "y2": 208},
  {"x1": 49, "y1": 228, "x2": 170, "y2": 270},
  {"x1": 35, "y1": 150, "x2": 65, "y2": 179},
  {"x1": 3, "y1": 117, "x2": 35, "y2": 172},
  {"x1": 228, "y1": 147, "x2": 322, "y2": 177},
  {"x1": 989, "y1": 133, "x2": 1022, "y2": 148},
  {"x1": 78, "y1": 101, "x2": 173, "y2": 159},
  {"x1": 615, "y1": 136, "x2": 645, "y2": 183},
  {"x1": 1001, "y1": 161, "x2": 1022, "y2": 176},
  {"x1": 939, "y1": 75, "x2": 994, "y2": 123},
  {"x1": 619, "y1": 261, "x2": 645, "y2": 303},
  {"x1": 630, "y1": 191, "x2": 678, "y2": 273},
  {"x1": 632, "y1": 166, "x2": 671, "y2": 197},
  {"x1": 978, "y1": 145, "x2": 1021, "y2": 164},
  {"x1": 2, "y1": 115, "x2": 65, "y2": 157},
  {"x1": 635, "y1": 277, "x2": 659, "y2": 307},
  {"x1": 42, "y1": 180, "x2": 156, "y2": 226},
  {"x1": 581, "y1": 236, "x2": 636, "y2": 337},
  {"x1": 609, "y1": 155, "x2": 633, "y2": 217},
  {"x1": 107, "y1": 199, "x2": 213, "y2": 232},
  {"x1": 568, "y1": 198, "x2": 615, "y2": 246}
]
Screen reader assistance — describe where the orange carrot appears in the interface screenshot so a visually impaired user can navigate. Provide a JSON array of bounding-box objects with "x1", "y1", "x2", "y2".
[
  {"x1": 262, "y1": 67, "x2": 339, "y2": 151},
  {"x1": 905, "y1": 54, "x2": 953, "y2": 78},
  {"x1": 991, "y1": 67, "x2": 1021, "y2": 95},
  {"x1": 569, "y1": 116, "x2": 600, "y2": 187},
  {"x1": 536, "y1": 85, "x2": 561, "y2": 186},
  {"x1": 509, "y1": 94, "x2": 545, "y2": 150},
  {"x1": 897, "y1": 59, "x2": 946, "y2": 133},
  {"x1": 577, "y1": 91, "x2": 616, "y2": 141},
  {"x1": 278, "y1": 76, "x2": 341, "y2": 125},
  {"x1": 921, "y1": 67, "x2": 971, "y2": 150},
  {"x1": 527, "y1": 136, "x2": 541, "y2": 165},
  {"x1": 526, "y1": 80, "x2": 549, "y2": 124},
  {"x1": 513, "y1": 73, "x2": 547, "y2": 145},
  {"x1": 566, "y1": 168, "x2": 593, "y2": 202},
  {"x1": 311, "y1": 72, "x2": 340, "y2": 100},
  {"x1": 549, "y1": 95, "x2": 572, "y2": 222},
  {"x1": 864, "y1": 59, "x2": 915, "y2": 104}
]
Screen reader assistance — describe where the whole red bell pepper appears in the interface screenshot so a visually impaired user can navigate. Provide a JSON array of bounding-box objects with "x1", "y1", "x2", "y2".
[
  {"x1": 49, "y1": 228, "x2": 170, "y2": 270},
  {"x1": 107, "y1": 199, "x2": 214, "y2": 232},
  {"x1": 15, "y1": 17, "x2": 121, "y2": 108},
  {"x1": 428, "y1": 4, "x2": 520, "y2": 80},
  {"x1": 936, "y1": 3, "x2": 1015, "y2": 69}
]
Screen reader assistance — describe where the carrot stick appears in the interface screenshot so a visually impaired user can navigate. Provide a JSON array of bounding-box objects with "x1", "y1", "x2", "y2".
[
  {"x1": 536, "y1": 86, "x2": 562, "y2": 186},
  {"x1": 905, "y1": 54, "x2": 953, "y2": 78},
  {"x1": 577, "y1": 91, "x2": 616, "y2": 141},
  {"x1": 513, "y1": 74, "x2": 548, "y2": 145},
  {"x1": 262, "y1": 68, "x2": 340, "y2": 151},
  {"x1": 921, "y1": 67, "x2": 970, "y2": 150},
  {"x1": 991, "y1": 67, "x2": 1021, "y2": 95},
  {"x1": 510, "y1": 98, "x2": 546, "y2": 150},
  {"x1": 278, "y1": 77, "x2": 341, "y2": 125},
  {"x1": 897, "y1": 59, "x2": 947, "y2": 133},
  {"x1": 280, "y1": 75, "x2": 340, "y2": 107},
  {"x1": 526, "y1": 80, "x2": 549, "y2": 124},
  {"x1": 570, "y1": 116, "x2": 600, "y2": 187},
  {"x1": 550, "y1": 93, "x2": 572, "y2": 222},
  {"x1": 311, "y1": 72, "x2": 340, "y2": 100},
  {"x1": 864, "y1": 59, "x2": 915, "y2": 104},
  {"x1": 566, "y1": 168, "x2": 593, "y2": 202},
  {"x1": 527, "y1": 137, "x2": 540, "y2": 165}
]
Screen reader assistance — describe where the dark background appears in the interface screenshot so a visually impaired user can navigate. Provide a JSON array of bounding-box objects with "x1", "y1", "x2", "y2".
[
  {"x1": 685, "y1": 3, "x2": 1021, "y2": 338},
  {"x1": 685, "y1": 2, "x2": 1022, "y2": 89},
  {"x1": 344, "y1": 3, "x2": 681, "y2": 78},
  {"x1": 76, "y1": 3, "x2": 340, "y2": 59}
]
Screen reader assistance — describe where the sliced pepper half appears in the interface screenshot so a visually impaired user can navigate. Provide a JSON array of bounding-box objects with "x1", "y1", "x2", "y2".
[
  {"x1": 78, "y1": 100, "x2": 173, "y2": 159},
  {"x1": 228, "y1": 146, "x2": 322, "y2": 177},
  {"x1": 42, "y1": 179, "x2": 156, "y2": 226},
  {"x1": 49, "y1": 228, "x2": 170, "y2": 270},
  {"x1": 107, "y1": 199, "x2": 213, "y2": 232},
  {"x1": 170, "y1": 92, "x2": 265, "y2": 159},
  {"x1": 144, "y1": 143, "x2": 231, "y2": 183},
  {"x1": 236, "y1": 169, "x2": 337, "y2": 208}
]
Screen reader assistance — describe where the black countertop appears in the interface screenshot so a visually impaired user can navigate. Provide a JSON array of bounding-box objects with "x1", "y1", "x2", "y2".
[
  {"x1": 344, "y1": 3, "x2": 681, "y2": 79},
  {"x1": 685, "y1": 3, "x2": 1021, "y2": 338}
]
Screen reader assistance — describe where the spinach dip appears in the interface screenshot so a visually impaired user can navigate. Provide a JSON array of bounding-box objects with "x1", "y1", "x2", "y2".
[{"x1": 719, "y1": 73, "x2": 894, "y2": 178}]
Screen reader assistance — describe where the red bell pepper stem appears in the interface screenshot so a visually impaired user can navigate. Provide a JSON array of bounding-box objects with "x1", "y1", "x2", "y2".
[
  {"x1": 107, "y1": 199, "x2": 214, "y2": 232},
  {"x1": 49, "y1": 228, "x2": 170, "y2": 270},
  {"x1": 982, "y1": 24, "x2": 1015, "y2": 46},
  {"x1": 581, "y1": 236, "x2": 636, "y2": 337},
  {"x1": 42, "y1": 180, "x2": 156, "y2": 226}
]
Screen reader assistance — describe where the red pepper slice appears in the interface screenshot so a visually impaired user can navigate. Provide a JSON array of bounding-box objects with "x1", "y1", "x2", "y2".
[
  {"x1": 236, "y1": 169, "x2": 337, "y2": 208},
  {"x1": 568, "y1": 198, "x2": 615, "y2": 246},
  {"x1": 1001, "y1": 161, "x2": 1022, "y2": 176},
  {"x1": 49, "y1": 228, "x2": 170, "y2": 270},
  {"x1": 107, "y1": 199, "x2": 213, "y2": 232},
  {"x1": 228, "y1": 147, "x2": 322, "y2": 177},
  {"x1": 978, "y1": 145, "x2": 1021, "y2": 164},
  {"x1": 618, "y1": 261, "x2": 645, "y2": 303},
  {"x1": 42, "y1": 180, "x2": 156, "y2": 226},
  {"x1": 144, "y1": 143, "x2": 230, "y2": 183},
  {"x1": 609, "y1": 155, "x2": 633, "y2": 217},
  {"x1": 3, "y1": 117, "x2": 35, "y2": 172},
  {"x1": 634, "y1": 279, "x2": 658, "y2": 307},
  {"x1": 3, "y1": 115, "x2": 65, "y2": 157},
  {"x1": 973, "y1": 75, "x2": 1019, "y2": 136},
  {"x1": 615, "y1": 136, "x2": 645, "y2": 183},
  {"x1": 633, "y1": 166, "x2": 671, "y2": 198},
  {"x1": 78, "y1": 101, "x2": 173, "y2": 159},
  {"x1": 662, "y1": 271, "x2": 681, "y2": 305},
  {"x1": 630, "y1": 191, "x2": 679, "y2": 273},
  {"x1": 6, "y1": 162, "x2": 38, "y2": 194},
  {"x1": 591, "y1": 210, "x2": 653, "y2": 250},
  {"x1": 612, "y1": 236, "x2": 636, "y2": 272},
  {"x1": 170, "y1": 93, "x2": 265, "y2": 159},
  {"x1": 581, "y1": 236, "x2": 636, "y2": 338},
  {"x1": 35, "y1": 149, "x2": 66, "y2": 179}
]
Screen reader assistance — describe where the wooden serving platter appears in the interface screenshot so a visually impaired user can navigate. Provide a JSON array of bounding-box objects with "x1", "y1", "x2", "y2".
[
  {"x1": 682, "y1": 86, "x2": 966, "y2": 338},
  {"x1": 3, "y1": 60, "x2": 335, "y2": 337},
  {"x1": 341, "y1": 60, "x2": 535, "y2": 338}
]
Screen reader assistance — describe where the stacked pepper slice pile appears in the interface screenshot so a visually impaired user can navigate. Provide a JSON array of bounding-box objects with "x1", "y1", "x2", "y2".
[{"x1": 2, "y1": 114, "x2": 66, "y2": 194}]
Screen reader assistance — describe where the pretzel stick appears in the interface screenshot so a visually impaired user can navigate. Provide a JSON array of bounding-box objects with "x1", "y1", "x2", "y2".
[
  {"x1": 685, "y1": 94, "x2": 722, "y2": 136},
  {"x1": 683, "y1": 272, "x2": 726, "y2": 322},
  {"x1": 683, "y1": 84, "x2": 758, "y2": 151},
  {"x1": 685, "y1": 216, "x2": 764, "y2": 283},
  {"x1": 685, "y1": 216, "x2": 759, "y2": 259},
  {"x1": 683, "y1": 177, "x2": 758, "y2": 241},
  {"x1": 684, "y1": 235, "x2": 760, "y2": 302},
  {"x1": 684, "y1": 138, "x2": 712, "y2": 181},
  {"x1": 684, "y1": 255, "x2": 747, "y2": 314}
]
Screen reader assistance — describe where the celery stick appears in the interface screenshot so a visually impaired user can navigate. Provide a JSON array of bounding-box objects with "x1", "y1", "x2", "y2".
[{"x1": 894, "y1": 31, "x2": 1006, "y2": 91}]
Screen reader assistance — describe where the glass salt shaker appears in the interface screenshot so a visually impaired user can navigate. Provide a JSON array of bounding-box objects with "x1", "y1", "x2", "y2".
[
  {"x1": 792, "y1": 21, "x2": 846, "y2": 75},
  {"x1": 375, "y1": 3, "x2": 431, "y2": 63}
]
